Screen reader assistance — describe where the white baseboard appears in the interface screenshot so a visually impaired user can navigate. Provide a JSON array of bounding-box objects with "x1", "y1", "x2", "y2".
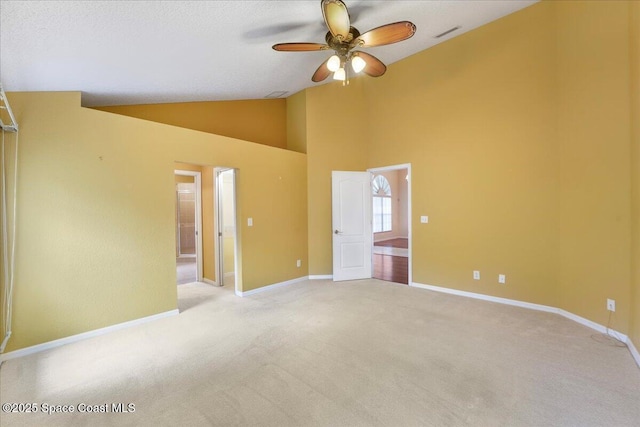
[
  {"x1": 309, "y1": 275, "x2": 333, "y2": 280},
  {"x1": 202, "y1": 278, "x2": 218, "y2": 286},
  {"x1": 224, "y1": 272, "x2": 235, "y2": 278},
  {"x1": 410, "y1": 282, "x2": 557, "y2": 313},
  {"x1": 236, "y1": 276, "x2": 308, "y2": 297},
  {"x1": 0, "y1": 309, "x2": 179, "y2": 363},
  {"x1": 558, "y1": 308, "x2": 628, "y2": 342},
  {"x1": 628, "y1": 338, "x2": 640, "y2": 368},
  {"x1": 410, "y1": 281, "x2": 636, "y2": 367}
]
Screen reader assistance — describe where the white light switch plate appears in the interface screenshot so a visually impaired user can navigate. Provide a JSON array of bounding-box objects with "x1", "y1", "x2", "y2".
[
  {"x1": 421, "y1": 216, "x2": 429, "y2": 223},
  {"x1": 247, "y1": 218, "x2": 253, "y2": 227}
]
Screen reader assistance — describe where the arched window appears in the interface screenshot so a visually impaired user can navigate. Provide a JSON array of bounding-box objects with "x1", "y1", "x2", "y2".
[{"x1": 372, "y1": 175, "x2": 392, "y2": 233}]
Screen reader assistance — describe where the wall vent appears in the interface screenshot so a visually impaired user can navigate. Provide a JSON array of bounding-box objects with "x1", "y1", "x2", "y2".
[{"x1": 264, "y1": 91, "x2": 289, "y2": 99}]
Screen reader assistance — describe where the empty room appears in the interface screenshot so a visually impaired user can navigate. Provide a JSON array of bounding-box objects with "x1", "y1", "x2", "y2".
[{"x1": 1, "y1": 1, "x2": 639, "y2": 426}]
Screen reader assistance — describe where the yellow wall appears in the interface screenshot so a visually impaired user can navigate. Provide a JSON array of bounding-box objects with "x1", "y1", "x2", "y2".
[
  {"x1": 3, "y1": 0, "x2": 637, "y2": 357},
  {"x1": 304, "y1": 1, "x2": 636, "y2": 339},
  {"x1": 307, "y1": 1, "x2": 560, "y2": 307},
  {"x1": 174, "y1": 174, "x2": 194, "y2": 184},
  {"x1": 95, "y1": 99, "x2": 287, "y2": 149},
  {"x1": 629, "y1": 0, "x2": 640, "y2": 350},
  {"x1": 556, "y1": 0, "x2": 632, "y2": 334},
  {"x1": 1, "y1": 92, "x2": 307, "y2": 352},
  {"x1": 286, "y1": 90, "x2": 307, "y2": 153},
  {"x1": 306, "y1": 79, "x2": 368, "y2": 275}
]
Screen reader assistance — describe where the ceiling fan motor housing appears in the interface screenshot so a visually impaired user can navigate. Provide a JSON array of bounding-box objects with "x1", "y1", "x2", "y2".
[
  {"x1": 273, "y1": 0, "x2": 416, "y2": 82},
  {"x1": 325, "y1": 26, "x2": 360, "y2": 53}
]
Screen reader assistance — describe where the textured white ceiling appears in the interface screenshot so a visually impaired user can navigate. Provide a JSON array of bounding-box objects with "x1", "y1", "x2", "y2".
[{"x1": 0, "y1": 0, "x2": 537, "y2": 107}]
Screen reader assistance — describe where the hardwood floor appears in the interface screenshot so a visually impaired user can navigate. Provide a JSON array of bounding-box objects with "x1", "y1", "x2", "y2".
[
  {"x1": 373, "y1": 238, "x2": 409, "y2": 285},
  {"x1": 374, "y1": 238, "x2": 408, "y2": 249},
  {"x1": 373, "y1": 254, "x2": 408, "y2": 284}
]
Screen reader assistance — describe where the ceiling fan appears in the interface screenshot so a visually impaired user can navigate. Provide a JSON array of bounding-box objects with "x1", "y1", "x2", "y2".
[{"x1": 272, "y1": 0, "x2": 416, "y2": 85}]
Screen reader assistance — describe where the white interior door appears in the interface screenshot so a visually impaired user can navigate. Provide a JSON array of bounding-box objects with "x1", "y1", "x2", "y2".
[
  {"x1": 215, "y1": 168, "x2": 237, "y2": 290},
  {"x1": 332, "y1": 171, "x2": 372, "y2": 281}
]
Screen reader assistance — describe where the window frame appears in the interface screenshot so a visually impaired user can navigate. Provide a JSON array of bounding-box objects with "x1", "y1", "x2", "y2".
[{"x1": 372, "y1": 175, "x2": 392, "y2": 233}]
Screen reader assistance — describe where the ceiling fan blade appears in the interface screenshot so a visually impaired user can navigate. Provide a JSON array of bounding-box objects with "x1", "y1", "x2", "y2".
[
  {"x1": 354, "y1": 21, "x2": 416, "y2": 48},
  {"x1": 357, "y1": 52, "x2": 387, "y2": 77},
  {"x1": 272, "y1": 42, "x2": 329, "y2": 52},
  {"x1": 312, "y1": 58, "x2": 332, "y2": 82},
  {"x1": 321, "y1": 0, "x2": 350, "y2": 39}
]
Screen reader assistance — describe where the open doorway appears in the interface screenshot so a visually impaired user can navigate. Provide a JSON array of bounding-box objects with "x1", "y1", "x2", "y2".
[
  {"x1": 215, "y1": 168, "x2": 238, "y2": 291},
  {"x1": 368, "y1": 165, "x2": 411, "y2": 285},
  {"x1": 175, "y1": 169, "x2": 203, "y2": 285}
]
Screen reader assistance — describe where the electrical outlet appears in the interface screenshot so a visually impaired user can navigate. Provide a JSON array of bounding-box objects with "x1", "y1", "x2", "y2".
[
  {"x1": 498, "y1": 274, "x2": 506, "y2": 284},
  {"x1": 473, "y1": 270, "x2": 480, "y2": 280},
  {"x1": 296, "y1": 259, "x2": 301, "y2": 268},
  {"x1": 420, "y1": 215, "x2": 429, "y2": 224},
  {"x1": 607, "y1": 299, "x2": 616, "y2": 312}
]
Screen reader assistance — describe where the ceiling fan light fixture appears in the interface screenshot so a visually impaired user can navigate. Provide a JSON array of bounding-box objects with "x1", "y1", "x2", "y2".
[
  {"x1": 351, "y1": 55, "x2": 366, "y2": 73},
  {"x1": 327, "y1": 54, "x2": 341, "y2": 72},
  {"x1": 273, "y1": 1, "x2": 416, "y2": 84}
]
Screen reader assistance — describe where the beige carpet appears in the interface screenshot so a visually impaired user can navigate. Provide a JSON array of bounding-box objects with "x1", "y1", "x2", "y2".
[
  {"x1": 176, "y1": 256, "x2": 197, "y2": 285},
  {"x1": 1, "y1": 279, "x2": 639, "y2": 426}
]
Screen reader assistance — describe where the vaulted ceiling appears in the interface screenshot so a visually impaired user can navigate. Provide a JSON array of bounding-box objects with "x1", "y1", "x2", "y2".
[{"x1": 0, "y1": 0, "x2": 537, "y2": 106}]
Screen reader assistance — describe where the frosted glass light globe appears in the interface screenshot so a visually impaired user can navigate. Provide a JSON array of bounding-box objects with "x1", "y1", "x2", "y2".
[
  {"x1": 351, "y1": 55, "x2": 366, "y2": 73},
  {"x1": 327, "y1": 55, "x2": 341, "y2": 72}
]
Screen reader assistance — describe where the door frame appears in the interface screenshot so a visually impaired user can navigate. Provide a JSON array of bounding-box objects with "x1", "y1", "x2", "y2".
[
  {"x1": 174, "y1": 169, "x2": 203, "y2": 282},
  {"x1": 214, "y1": 167, "x2": 239, "y2": 295},
  {"x1": 367, "y1": 163, "x2": 412, "y2": 285}
]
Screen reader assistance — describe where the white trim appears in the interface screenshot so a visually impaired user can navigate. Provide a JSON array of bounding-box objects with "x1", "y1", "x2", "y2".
[
  {"x1": 202, "y1": 278, "x2": 218, "y2": 286},
  {"x1": 558, "y1": 308, "x2": 627, "y2": 342},
  {"x1": 627, "y1": 338, "x2": 640, "y2": 368},
  {"x1": 215, "y1": 168, "x2": 239, "y2": 295},
  {"x1": 0, "y1": 309, "x2": 179, "y2": 362},
  {"x1": 410, "y1": 282, "x2": 557, "y2": 313},
  {"x1": 231, "y1": 169, "x2": 241, "y2": 297},
  {"x1": 407, "y1": 166, "x2": 412, "y2": 286},
  {"x1": 224, "y1": 272, "x2": 235, "y2": 278},
  {"x1": 235, "y1": 276, "x2": 307, "y2": 297},
  {"x1": 309, "y1": 275, "x2": 333, "y2": 280},
  {"x1": 410, "y1": 282, "x2": 639, "y2": 367},
  {"x1": 212, "y1": 170, "x2": 221, "y2": 291},
  {"x1": 367, "y1": 163, "x2": 412, "y2": 173}
]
